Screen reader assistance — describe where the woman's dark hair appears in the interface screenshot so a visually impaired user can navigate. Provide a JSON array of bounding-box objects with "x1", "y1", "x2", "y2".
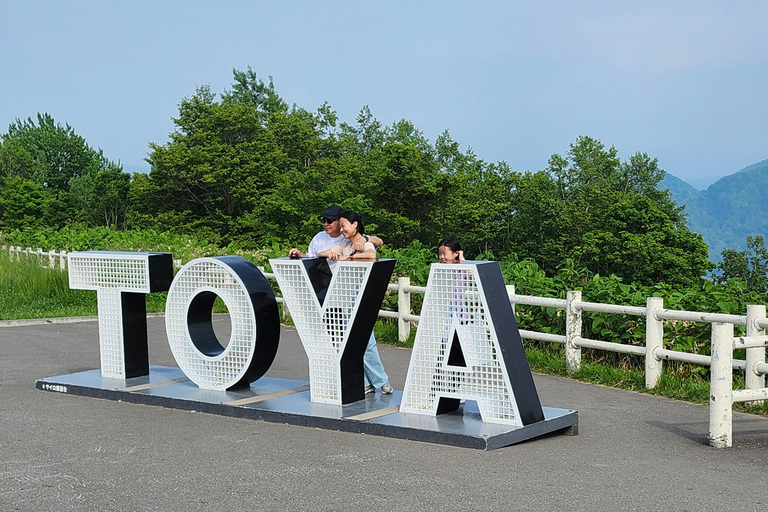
[
  {"x1": 438, "y1": 236, "x2": 462, "y2": 253},
  {"x1": 340, "y1": 210, "x2": 365, "y2": 235}
]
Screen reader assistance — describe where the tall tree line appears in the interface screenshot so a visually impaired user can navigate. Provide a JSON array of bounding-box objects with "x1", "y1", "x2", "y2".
[{"x1": 0, "y1": 68, "x2": 712, "y2": 287}]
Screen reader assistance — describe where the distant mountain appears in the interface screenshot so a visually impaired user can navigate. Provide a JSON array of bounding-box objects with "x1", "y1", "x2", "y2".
[
  {"x1": 659, "y1": 173, "x2": 700, "y2": 205},
  {"x1": 659, "y1": 159, "x2": 768, "y2": 262}
]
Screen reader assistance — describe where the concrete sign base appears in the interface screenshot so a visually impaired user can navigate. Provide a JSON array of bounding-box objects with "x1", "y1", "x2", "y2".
[{"x1": 37, "y1": 365, "x2": 578, "y2": 450}]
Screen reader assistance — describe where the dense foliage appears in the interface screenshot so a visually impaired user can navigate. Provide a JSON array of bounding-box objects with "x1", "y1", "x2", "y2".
[
  {"x1": 0, "y1": 113, "x2": 130, "y2": 230},
  {"x1": 0, "y1": 67, "x2": 718, "y2": 289}
]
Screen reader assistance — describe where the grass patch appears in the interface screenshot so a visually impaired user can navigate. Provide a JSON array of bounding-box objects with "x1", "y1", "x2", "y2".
[
  {"x1": 374, "y1": 319, "x2": 416, "y2": 348},
  {"x1": 0, "y1": 252, "x2": 95, "y2": 320},
  {"x1": 572, "y1": 361, "x2": 646, "y2": 391},
  {"x1": 649, "y1": 373, "x2": 710, "y2": 403},
  {"x1": 0, "y1": 252, "x2": 169, "y2": 320},
  {"x1": 525, "y1": 343, "x2": 568, "y2": 376}
]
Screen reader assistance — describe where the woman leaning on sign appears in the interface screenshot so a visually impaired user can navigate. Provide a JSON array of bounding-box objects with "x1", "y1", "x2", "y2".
[{"x1": 317, "y1": 210, "x2": 377, "y2": 262}]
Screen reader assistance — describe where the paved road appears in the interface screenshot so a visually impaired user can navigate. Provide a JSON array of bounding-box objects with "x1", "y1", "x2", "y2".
[{"x1": 3, "y1": 318, "x2": 768, "y2": 511}]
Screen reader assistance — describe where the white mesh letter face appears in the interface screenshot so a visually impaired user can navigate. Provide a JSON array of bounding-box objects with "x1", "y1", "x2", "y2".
[
  {"x1": 165, "y1": 257, "x2": 279, "y2": 391},
  {"x1": 68, "y1": 251, "x2": 173, "y2": 379},
  {"x1": 400, "y1": 263, "x2": 524, "y2": 425},
  {"x1": 270, "y1": 258, "x2": 375, "y2": 404}
]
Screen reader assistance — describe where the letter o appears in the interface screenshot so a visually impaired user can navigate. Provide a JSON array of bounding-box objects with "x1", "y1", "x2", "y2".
[{"x1": 165, "y1": 256, "x2": 280, "y2": 390}]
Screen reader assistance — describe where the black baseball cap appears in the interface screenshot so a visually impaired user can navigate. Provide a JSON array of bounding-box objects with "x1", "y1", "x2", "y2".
[{"x1": 319, "y1": 205, "x2": 343, "y2": 221}]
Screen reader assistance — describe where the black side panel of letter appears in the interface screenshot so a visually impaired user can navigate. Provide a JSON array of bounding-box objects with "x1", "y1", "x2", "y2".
[
  {"x1": 121, "y1": 292, "x2": 149, "y2": 379},
  {"x1": 303, "y1": 258, "x2": 333, "y2": 307},
  {"x1": 339, "y1": 259, "x2": 396, "y2": 404},
  {"x1": 217, "y1": 256, "x2": 280, "y2": 390},
  {"x1": 147, "y1": 253, "x2": 174, "y2": 292},
  {"x1": 476, "y1": 262, "x2": 544, "y2": 425}
]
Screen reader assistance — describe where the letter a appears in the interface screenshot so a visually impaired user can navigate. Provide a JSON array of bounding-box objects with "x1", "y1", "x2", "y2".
[{"x1": 400, "y1": 261, "x2": 544, "y2": 426}]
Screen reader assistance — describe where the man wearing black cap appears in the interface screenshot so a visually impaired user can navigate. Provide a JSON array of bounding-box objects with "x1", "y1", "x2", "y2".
[{"x1": 289, "y1": 205, "x2": 382, "y2": 260}]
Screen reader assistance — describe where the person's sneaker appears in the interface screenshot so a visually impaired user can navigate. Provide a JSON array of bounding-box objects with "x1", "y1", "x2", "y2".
[
  {"x1": 381, "y1": 382, "x2": 393, "y2": 395},
  {"x1": 364, "y1": 385, "x2": 375, "y2": 395}
]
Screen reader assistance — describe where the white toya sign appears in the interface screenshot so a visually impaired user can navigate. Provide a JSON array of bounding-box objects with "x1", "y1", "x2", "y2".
[{"x1": 68, "y1": 252, "x2": 543, "y2": 426}]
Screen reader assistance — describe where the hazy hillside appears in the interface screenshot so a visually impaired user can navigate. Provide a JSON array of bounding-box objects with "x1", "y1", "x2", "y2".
[
  {"x1": 660, "y1": 159, "x2": 768, "y2": 262},
  {"x1": 659, "y1": 173, "x2": 700, "y2": 205}
]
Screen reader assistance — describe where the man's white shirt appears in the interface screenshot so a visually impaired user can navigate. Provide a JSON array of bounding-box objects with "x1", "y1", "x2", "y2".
[
  {"x1": 307, "y1": 231, "x2": 345, "y2": 271},
  {"x1": 307, "y1": 232, "x2": 345, "y2": 257}
]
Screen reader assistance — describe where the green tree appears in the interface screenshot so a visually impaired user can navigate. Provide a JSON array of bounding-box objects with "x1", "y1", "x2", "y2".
[
  {"x1": 620, "y1": 151, "x2": 685, "y2": 225},
  {"x1": 0, "y1": 175, "x2": 53, "y2": 229},
  {"x1": 0, "y1": 113, "x2": 128, "y2": 229},
  {"x1": 431, "y1": 131, "x2": 517, "y2": 256},
  {"x1": 222, "y1": 67, "x2": 289, "y2": 121},
  {"x1": 514, "y1": 136, "x2": 714, "y2": 285},
  {"x1": 505, "y1": 170, "x2": 570, "y2": 270},
  {"x1": 4, "y1": 113, "x2": 102, "y2": 190},
  {"x1": 68, "y1": 165, "x2": 131, "y2": 227},
  {"x1": 0, "y1": 138, "x2": 45, "y2": 181},
  {"x1": 367, "y1": 124, "x2": 444, "y2": 246},
  {"x1": 140, "y1": 69, "x2": 344, "y2": 247},
  {"x1": 142, "y1": 84, "x2": 283, "y2": 242},
  {"x1": 716, "y1": 235, "x2": 768, "y2": 293},
  {"x1": 574, "y1": 195, "x2": 711, "y2": 287}
]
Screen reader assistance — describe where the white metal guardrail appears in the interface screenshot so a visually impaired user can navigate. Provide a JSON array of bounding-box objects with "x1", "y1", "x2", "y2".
[
  {"x1": 3, "y1": 245, "x2": 69, "y2": 269},
  {"x1": 708, "y1": 305, "x2": 768, "y2": 447},
  {"x1": 4, "y1": 243, "x2": 766, "y2": 447},
  {"x1": 2, "y1": 245, "x2": 185, "y2": 269}
]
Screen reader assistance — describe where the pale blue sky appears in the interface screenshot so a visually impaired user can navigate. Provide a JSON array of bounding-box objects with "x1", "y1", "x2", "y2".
[{"x1": 1, "y1": 1, "x2": 766, "y2": 189}]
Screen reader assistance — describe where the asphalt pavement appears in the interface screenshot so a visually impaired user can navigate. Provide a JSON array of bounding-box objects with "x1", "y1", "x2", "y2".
[{"x1": 3, "y1": 317, "x2": 768, "y2": 511}]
